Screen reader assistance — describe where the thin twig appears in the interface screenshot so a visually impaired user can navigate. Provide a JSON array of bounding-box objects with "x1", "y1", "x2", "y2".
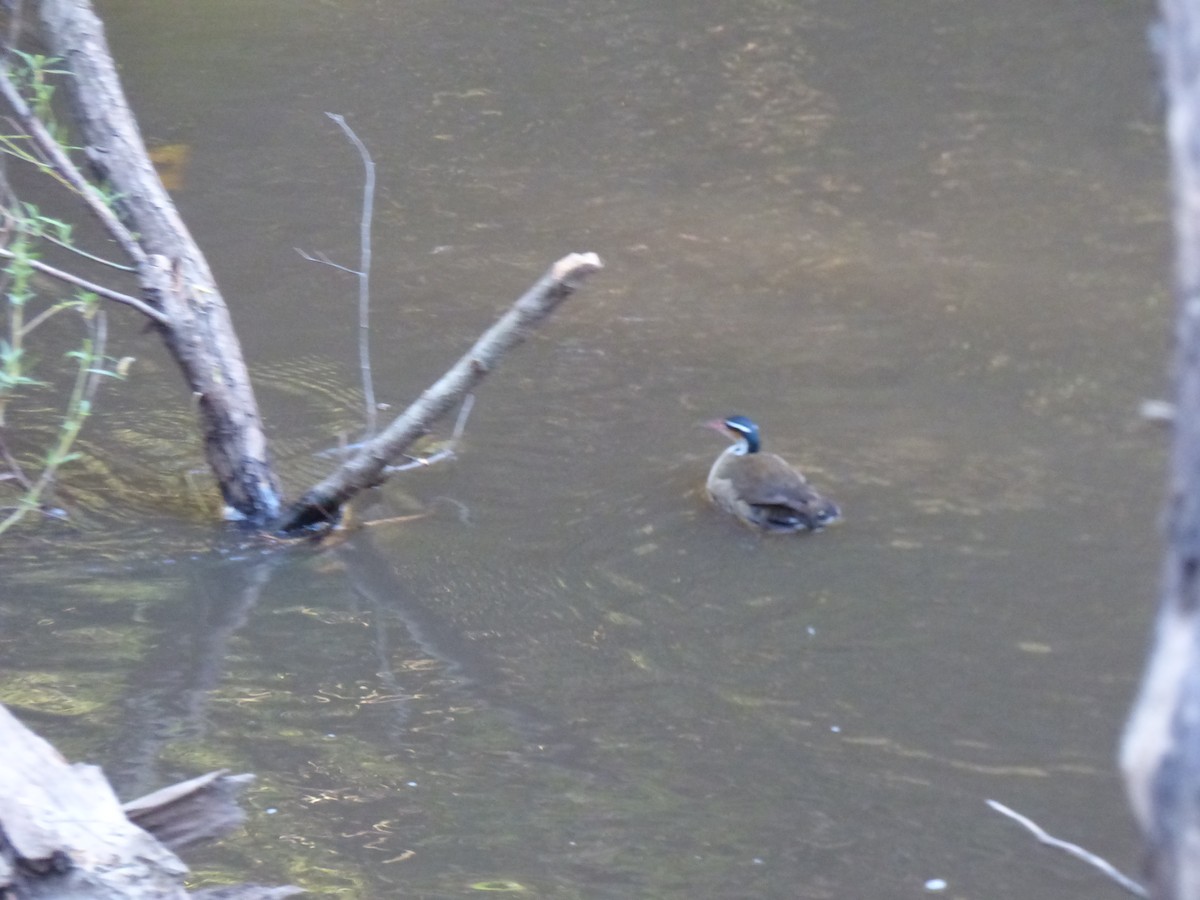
[
  {"x1": 986, "y1": 799, "x2": 1147, "y2": 898},
  {"x1": 326, "y1": 112, "x2": 377, "y2": 438},
  {"x1": 387, "y1": 453, "x2": 449, "y2": 473},
  {"x1": 294, "y1": 247, "x2": 360, "y2": 276},
  {"x1": 0, "y1": 429, "x2": 31, "y2": 490},
  {"x1": 35, "y1": 227, "x2": 137, "y2": 272},
  {"x1": 0, "y1": 301, "x2": 103, "y2": 536},
  {"x1": 383, "y1": 394, "x2": 476, "y2": 473},
  {"x1": 18, "y1": 297, "x2": 80, "y2": 335},
  {"x1": 0, "y1": 65, "x2": 146, "y2": 266},
  {"x1": 324, "y1": 394, "x2": 477, "y2": 469},
  {"x1": 0, "y1": 246, "x2": 168, "y2": 323},
  {"x1": 451, "y1": 392, "x2": 475, "y2": 441},
  {"x1": 82, "y1": 304, "x2": 106, "y2": 405}
]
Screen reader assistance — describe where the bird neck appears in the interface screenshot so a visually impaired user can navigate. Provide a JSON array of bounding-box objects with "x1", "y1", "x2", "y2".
[{"x1": 730, "y1": 436, "x2": 756, "y2": 456}]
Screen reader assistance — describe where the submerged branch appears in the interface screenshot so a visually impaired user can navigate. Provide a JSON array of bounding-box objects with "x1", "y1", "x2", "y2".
[
  {"x1": 385, "y1": 392, "x2": 476, "y2": 473},
  {"x1": 986, "y1": 800, "x2": 1147, "y2": 898},
  {"x1": 278, "y1": 252, "x2": 603, "y2": 534}
]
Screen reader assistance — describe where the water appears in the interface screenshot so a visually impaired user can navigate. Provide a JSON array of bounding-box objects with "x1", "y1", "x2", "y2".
[{"x1": 1, "y1": 0, "x2": 1165, "y2": 896}]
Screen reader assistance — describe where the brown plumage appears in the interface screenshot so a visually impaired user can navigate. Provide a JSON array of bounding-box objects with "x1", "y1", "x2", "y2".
[{"x1": 705, "y1": 415, "x2": 840, "y2": 534}]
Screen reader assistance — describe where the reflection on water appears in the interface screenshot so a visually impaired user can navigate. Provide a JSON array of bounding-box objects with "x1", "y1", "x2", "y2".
[{"x1": 0, "y1": 0, "x2": 1164, "y2": 896}]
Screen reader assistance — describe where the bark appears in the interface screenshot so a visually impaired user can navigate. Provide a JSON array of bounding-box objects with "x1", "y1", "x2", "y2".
[
  {"x1": 279, "y1": 252, "x2": 603, "y2": 533},
  {"x1": 0, "y1": 703, "x2": 299, "y2": 900},
  {"x1": 1121, "y1": 1, "x2": 1200, "y2": 896},
  {"x1": 37, "y1": 0, "x2": 282, "y2": 524},
  {"x1": 122, "y1": 771, "x2": 254, "y2": 853}
]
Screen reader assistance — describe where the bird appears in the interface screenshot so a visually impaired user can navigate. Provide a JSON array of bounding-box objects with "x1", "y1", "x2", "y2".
[{"x1": 705, "y1": 415, "x2": 840, "y2": 533}]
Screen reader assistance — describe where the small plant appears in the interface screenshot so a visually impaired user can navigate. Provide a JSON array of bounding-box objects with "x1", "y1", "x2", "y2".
[
  {"x1": 0, "y1": 52, "x2": 130, "y2": 534},
  {"x1": 0, "y1": 239, "x2": 130, "y2": 534},
  {"x1": 5, "y1": 50, "x2": 69, "y2": 125}
]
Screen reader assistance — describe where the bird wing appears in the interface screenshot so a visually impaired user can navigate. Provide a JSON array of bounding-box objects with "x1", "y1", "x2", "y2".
[{"x1": 729, "y1": 453, "x2": 814, "y2": 509}]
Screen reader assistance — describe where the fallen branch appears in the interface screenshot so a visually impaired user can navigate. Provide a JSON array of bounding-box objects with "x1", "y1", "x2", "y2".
[
  {"x1": 986, "y1": 799, "x2": 1147, "y2": 898},
  {"x1": 278, "y1": 252, "x2": 603, "y2": 534},
  {"x1": 123, "y1": 770, "x2": 255, "y2": 852},
  {"x1": 0, "y1": 702, "x2": 299, "y2": 899}
]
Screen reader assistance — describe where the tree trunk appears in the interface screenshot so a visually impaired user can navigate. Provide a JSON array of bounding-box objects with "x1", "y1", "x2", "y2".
[
  {"x1": 1121, "y1": 1, "x2": 1200, "y2": 896},
  {"x1": 38, "y1": 0, "x2": 282, "y2": 524}
]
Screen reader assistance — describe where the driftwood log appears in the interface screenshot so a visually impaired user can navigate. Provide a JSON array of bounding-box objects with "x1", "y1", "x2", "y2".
[
  {"x1": 0, "y1": 703, "x2": 298, "y2": 899},
  {"x1": 1121, "y1": 1, "x2": 1200, "y2": 897}
]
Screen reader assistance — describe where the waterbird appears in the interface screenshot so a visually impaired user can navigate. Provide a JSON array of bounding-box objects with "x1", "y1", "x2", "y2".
[{"x1": 705, "y1": 415, "x2": 840, "y2": 533}]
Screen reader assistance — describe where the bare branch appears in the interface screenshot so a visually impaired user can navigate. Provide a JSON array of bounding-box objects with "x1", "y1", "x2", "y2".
[
  {"x1": 278, "y1": 252, "x2": 603, "y2": 534},
  {"x1": 325, "y1": 112, "x2": 377, "y2": 436},
  {"x1": 34, "y1": 226, "x2": 138, "y2": 271},
  {"x1": 294, "y1": 246, "x2": 360, "y2": 276},
  {"x1": 0, "y1": 245, "x2": 169, "y2": 322}
]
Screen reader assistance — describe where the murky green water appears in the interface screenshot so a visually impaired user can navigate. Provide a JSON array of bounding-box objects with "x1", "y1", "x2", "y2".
[{"x1": 1, "y1": 0, "x2": 1165, "y2": 896}]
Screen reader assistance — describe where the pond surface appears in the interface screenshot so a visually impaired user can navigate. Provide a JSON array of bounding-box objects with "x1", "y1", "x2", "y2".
[{"x1": 0, "y1": 0, "x2": 1169, "y2": 897}]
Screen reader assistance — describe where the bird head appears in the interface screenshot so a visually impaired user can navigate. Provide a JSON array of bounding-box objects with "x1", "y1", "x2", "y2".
[{"x1": 706, "y1": 415, "x2": 761, "y2": 454}]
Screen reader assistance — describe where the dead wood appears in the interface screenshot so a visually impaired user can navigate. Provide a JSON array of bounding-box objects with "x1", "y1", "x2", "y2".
[
  {"x1": 0, "y1": 703, "x2": 187, "y2": 899},
  {"x1": 1121, "y1": 1, "x2": 1200, "y2": 897},
  {"x1": 0, "y1": 1, "x2": 604, "y2": 532},
  {"x1": 123, "y1": 770, "x2": 255, "y2": 852},
  {"x1": 0, "y1": 702, "x2": 301, "y2": 899},
  {"x1": 35, "y1": 0, "x2": 282, "y2": 524},
  {"x1": 278, "y1": 251, "x2": 603, "y2": 533}
]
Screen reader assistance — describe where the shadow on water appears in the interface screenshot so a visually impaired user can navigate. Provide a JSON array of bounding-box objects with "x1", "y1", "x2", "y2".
[
  {"x1": 60, "y1": 534, "x2": 609, "y2": 799},
  {"x1": 0, "y1": 0, "x2": 1171, "y2": 896}
]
